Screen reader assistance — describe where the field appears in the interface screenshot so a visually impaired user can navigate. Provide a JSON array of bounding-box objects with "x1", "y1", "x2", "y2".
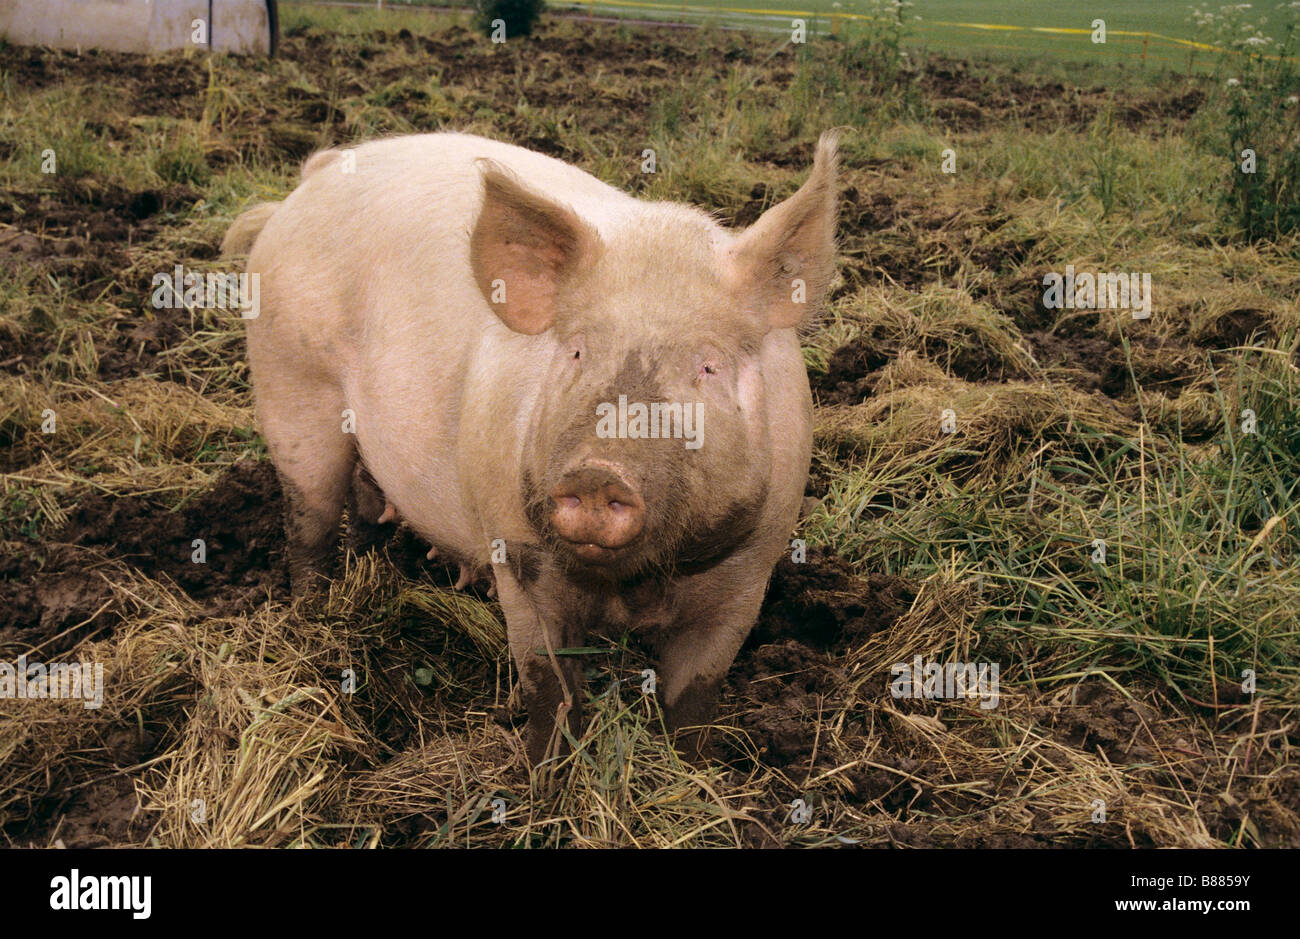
[
  {"x1": 378, "y1": 0, "x2": 1300, "y2": 66},
  {"x1": 1, "y1": 4, "x2": 1298, "y2": 848}
]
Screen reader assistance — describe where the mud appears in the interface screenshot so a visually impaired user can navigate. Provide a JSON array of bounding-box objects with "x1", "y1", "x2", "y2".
[
  {"x1": 0, "y1": 181, "x2": 200, "y2": 379},
  {"x1": 25, "y1": 773, "x2": 150, "y2": 849},
  {"x1": 1, "y1": 48, "x2": 203, "y2": 119},
  {"x1": 921, "y1": 57, "x2": 1205, "y2": 133},
  {"x1": 721, "y1": 549, "x2": 917, "y2": 771},
  {"x1": 0, "y1": 461, "x2": 286, "y2": 657}
]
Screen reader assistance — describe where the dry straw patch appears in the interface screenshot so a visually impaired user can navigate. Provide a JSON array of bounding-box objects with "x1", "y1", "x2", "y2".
[
  {"x1": 139, "y1": 609, "x2": 372, "y2": 848},
  {"x1": 131, "y1": 554, "x2": 515, "y2": 848},
  {"x1": 0, "y1": 562, "x2": 197, "y2": 835},
  {"x1": 815, "y1": 351, "x2": 1131, "y2": 480},
  {"x1": 812, "y1": 283, "x2": 1039, "y2": 379},
  {"x1": 788, "y1": 576, "x2": 1225, "y2": 848},
  {"x1": 1, "y1": 374, "x2": 252, "y2": 516}
]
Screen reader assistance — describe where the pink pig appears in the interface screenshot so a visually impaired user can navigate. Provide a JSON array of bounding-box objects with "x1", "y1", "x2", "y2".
[{"x1": 223, "y1": 132, "x2": 839, "y2": 762}]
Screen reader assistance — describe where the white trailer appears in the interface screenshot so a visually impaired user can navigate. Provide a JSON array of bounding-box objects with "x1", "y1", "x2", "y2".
[{"x1": 0, "y1": 0, "x2": 279, "y2": 56}]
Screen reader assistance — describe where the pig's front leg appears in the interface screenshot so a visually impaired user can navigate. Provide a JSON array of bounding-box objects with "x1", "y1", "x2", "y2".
[
  {"x1": 494, "y1": 566, "x2": 586, "y2": 765},
  {"x1": 655, "y1": 574, "x2": 770, "y2": 756}
]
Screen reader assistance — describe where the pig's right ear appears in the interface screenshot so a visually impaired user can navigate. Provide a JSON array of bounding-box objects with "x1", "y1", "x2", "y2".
[{"x1": 470, "y1": 163, "x2": 600, "y2": 335}]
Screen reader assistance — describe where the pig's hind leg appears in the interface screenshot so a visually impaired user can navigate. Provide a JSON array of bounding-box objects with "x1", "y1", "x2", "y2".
[{"x1": 256, "y1": 379, "x2": 355, "y2": 594}]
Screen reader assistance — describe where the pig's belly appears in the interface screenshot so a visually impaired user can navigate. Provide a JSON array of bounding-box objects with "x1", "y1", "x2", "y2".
[
  {"x1": 345, "y1": 365, "x2": 481, "y2": 563},
  {"x1": 380, "y1": 463, "x2": 478, "y2": 559}
]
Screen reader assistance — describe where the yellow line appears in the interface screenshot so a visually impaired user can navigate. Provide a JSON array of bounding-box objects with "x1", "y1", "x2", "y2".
[{"x1": 929, "y1": 20, "x2": 1221, "y2": 52}]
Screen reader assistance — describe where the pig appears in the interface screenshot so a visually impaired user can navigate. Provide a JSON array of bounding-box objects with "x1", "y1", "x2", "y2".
[{"x1": 221, "y1": 131, "x2": 839, "y2": 763}]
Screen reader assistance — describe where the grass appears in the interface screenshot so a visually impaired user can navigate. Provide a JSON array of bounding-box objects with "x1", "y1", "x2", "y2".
[
  {"x1": 330, "y1": 0, "x2": 1300, "y2": 70},
  {"x1": 0, "y1": 6, "x2": 1297, "y2": 847}
]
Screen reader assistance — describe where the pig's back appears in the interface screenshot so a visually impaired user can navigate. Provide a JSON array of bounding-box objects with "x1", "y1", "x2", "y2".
[
  {"x1": 283, "y1": 133, "x2": 639, "y2": 254},
  {"x1": 353, "y1": 133, "x2": 637, "y2": 227}
]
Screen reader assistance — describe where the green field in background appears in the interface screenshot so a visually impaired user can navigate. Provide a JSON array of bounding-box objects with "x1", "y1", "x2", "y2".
[{"x1": 297, "y1": 0, "x2": 1298, "y2": 71}]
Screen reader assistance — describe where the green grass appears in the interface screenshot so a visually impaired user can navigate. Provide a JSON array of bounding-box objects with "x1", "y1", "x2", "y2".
[{"x1": 329, "y1": 0, "x2": 1300, "y2": 71}]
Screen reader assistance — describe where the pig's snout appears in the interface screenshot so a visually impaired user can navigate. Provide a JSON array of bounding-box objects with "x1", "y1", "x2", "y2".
[{"x1": 549, "y1": 463, "x2": 645, "y2": 560}]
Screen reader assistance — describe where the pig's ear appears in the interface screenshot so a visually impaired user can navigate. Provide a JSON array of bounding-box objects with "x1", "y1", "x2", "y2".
[
  {"x1": 723, "y1": 131, "x2": 840, "y2": 330},
  {"x1": 470, "y1": 162, "x2": 600, "y2": 335}
]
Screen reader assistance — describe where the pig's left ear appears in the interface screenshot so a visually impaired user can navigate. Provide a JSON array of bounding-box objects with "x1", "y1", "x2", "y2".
[
  {"x1": 723, "y1": 131, "x2": 840, "y2": 330},
  {"x1": 471, "y1": 162, "x2": 601, "y2": 335}
]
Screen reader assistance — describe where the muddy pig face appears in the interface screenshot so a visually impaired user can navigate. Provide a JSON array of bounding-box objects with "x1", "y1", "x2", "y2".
[{"x1": 470, "y1": 134, "x2": 839, "y2": 581}]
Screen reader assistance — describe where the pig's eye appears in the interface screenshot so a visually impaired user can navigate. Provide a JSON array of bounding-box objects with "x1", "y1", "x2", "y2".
[
  {"x1": 572, "y1": 350, "x2": 581, "y2": 360},
  {"x1": 698, "y1": 361, "x2": 720, "y2": 381}
]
